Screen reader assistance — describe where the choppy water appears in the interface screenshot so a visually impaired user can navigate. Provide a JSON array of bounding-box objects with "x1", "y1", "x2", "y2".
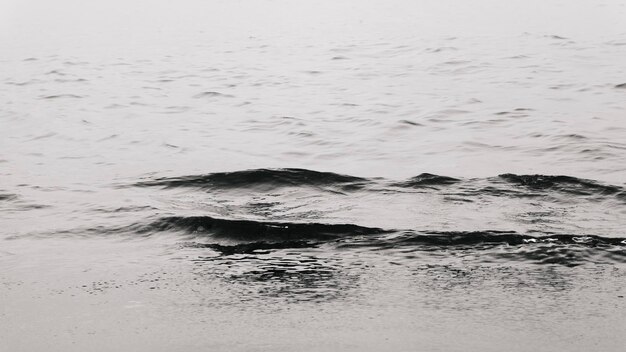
[{"x1": 2, "y1": 0, "x2": 626, "y2": 351}]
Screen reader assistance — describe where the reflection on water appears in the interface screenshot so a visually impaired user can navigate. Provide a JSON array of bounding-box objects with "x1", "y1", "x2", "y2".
[
  {"x1": 190, "y1": 247, "x2": 358, "y2": 303},
  {"x1": 1, "y1": 233, "x2": 625, "y2": 351},
  {"x1": 181, "y1": 239, "x2": 626, "y2": 309}
]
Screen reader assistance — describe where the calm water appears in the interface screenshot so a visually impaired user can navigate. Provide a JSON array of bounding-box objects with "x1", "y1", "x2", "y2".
[{"x1": 2, "y1": 1, "x2": 626, "y2": 351}]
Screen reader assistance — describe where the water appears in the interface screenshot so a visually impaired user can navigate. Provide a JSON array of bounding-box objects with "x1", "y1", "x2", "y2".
[{"x1": 2, "y1": 0, "x2": 626, "y2": 350}]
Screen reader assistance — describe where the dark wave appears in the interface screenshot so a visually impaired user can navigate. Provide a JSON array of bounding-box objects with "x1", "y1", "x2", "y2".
[
  {"x1": 498, "y1": 174, "x2": 624, "y2": 197},
  {"x1": 130, "y1": 169, "x2": 625, "y2": 201},
  {"x1": 392, "y1": 173, "x2": 460, "y2": 188},
  {"x1": 143, "y1": 216, "x2": 626, "y2": 247},
  {"x1": 143, "y1": 216, "x2": 388, "y2": 241},
  {"x1": 360, "y1": 231, "x2": 626, "y2": 247},
  {"x1": 186, "y1": 231, "x2": 626, "y2": 257},
  {"x1": 0, "y1": 193, "x2": 17, "y2": 201},
  {"x1": 86, "y1": 213, "x2": 626, "y2": 265},
  {"x1": 142, "y1": 217, "x2": 626, "y2": 248},
  {"x1": 176, "y1": 226, "x2": 626, "y2": 266},
  {"x1": 339, "y1": 231, "x2": 626, "y2": 266},
  {"x1": 186, "y1": 240, "x2": 315, "y2": 255},
  {"x1": 133, "y1": 168, "x2": 370, "y2": 191}
]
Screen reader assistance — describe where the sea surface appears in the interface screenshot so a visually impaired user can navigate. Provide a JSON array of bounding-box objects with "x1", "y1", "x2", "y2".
[{"x1": 1, "y1": 0, "x2": 626, "y2": 351}]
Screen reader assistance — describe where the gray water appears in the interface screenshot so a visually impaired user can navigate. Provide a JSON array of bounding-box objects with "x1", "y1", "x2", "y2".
[{"x1": 2, "y1": 1, "x2": 626, "y2": 351}]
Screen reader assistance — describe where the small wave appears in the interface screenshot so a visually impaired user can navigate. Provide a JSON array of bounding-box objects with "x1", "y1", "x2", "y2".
[
  {"x1": 54, "y1": 78, "x2": 88, "y2": 83},
  {"x1": 393, "y1": 173, "x2": 460, "y2": 188},
  {"x1": 133, "y1": 168, "x2": 370, "y2": 191},
  {"x1": 68, "y1": 212, "x2": 626, "y2": 265},
  {"x1": 379, "y1": 231, "x2": 626, "y2": 247},
  {"x1": 498, "y1": 174, "x2": 623, "y2": 196},
  {"x1": 185, "y1": 240, "x2": 314, "y2": 255},
  {"x1": 143, "y1": 216, "x2": 388, "y2": 241},
  {"x1": 339, "y1": 231, "x2": 626, "y2": 266},
  {"x1": 129, "y1": 169, "x2": 626, "y2": 202},
  {"x1": 398, "y1": 119, "x2": 424, "y2": 126},
  {"x1": 5, "y1": 79, "x2": 43, "y2": 86},
  {"x1": 193, "y1": 91, "x2": 234, "y2": 98},
  {"x1": 0, "y1": 193, "x2": 17, "y2": 201},
  {"x1": 172, "y1": 224, "x2": 626, "y2": 266},
  {"x1": 40, "y1": 94, "x2": 84, "y2": 99},
  {"x1": 132, "y1": 216, "x2": 626, "y2": 249}
]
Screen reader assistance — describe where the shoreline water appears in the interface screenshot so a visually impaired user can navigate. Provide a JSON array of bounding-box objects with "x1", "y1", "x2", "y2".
[{"x1": 2, "y1": 0, "x2": 626, "y2": 350}]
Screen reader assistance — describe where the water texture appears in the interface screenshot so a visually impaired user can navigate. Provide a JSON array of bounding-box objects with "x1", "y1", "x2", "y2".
[{"x1": 1, "y1": 0, "x2": 626, "y2": 351}]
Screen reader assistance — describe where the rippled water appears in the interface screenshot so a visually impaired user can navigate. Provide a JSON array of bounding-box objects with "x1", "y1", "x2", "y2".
[{"x1": 2, "y1": 0, "x2": 626, "y2": 351}]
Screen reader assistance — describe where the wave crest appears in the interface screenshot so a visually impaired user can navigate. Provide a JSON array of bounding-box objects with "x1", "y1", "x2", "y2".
[
  {"x1": 143, "y1": 216, "x2": 388, "y2": 241},
  {"x1": 133, "y1": 168, "x2": 369, "y2": 191}
]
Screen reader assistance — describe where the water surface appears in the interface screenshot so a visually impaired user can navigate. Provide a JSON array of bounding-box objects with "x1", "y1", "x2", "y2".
[{"x1": 2, "y1": 0, "x2": 626, "y2": 351}]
